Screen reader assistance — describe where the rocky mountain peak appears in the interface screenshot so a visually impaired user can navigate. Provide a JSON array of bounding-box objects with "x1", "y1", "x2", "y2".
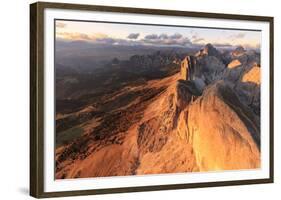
[
  {"x1": 232, "y1": 45, "x2": 246, "y2": 56},
  {"x1": 235, "y1": 45, "x2": 245, "y2": 52},
  {"x1": 180, "y1": 56, "x2": 196, "y2": 81},
  {"x1": 241, "y1": 64, "x2": 260, "y2": 85},
  {"x1": 205, "y1": 43, "x2": 215, "y2": 49},
  {"x1": 203, "y1": 43, "x2": 220, "y2": 57}
]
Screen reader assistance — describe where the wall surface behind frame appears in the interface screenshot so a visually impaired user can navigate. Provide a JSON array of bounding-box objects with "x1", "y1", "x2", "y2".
[{"x1": 0, "y1": 0, "x2": 279, "y2": 199}]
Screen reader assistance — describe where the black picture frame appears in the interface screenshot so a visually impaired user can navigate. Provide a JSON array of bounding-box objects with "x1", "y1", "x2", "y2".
[{"x1": 30, "y1": 1, "x2": 274, "y2": 198}]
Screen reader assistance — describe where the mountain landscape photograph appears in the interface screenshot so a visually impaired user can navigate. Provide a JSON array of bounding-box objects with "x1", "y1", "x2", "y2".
[{"x1": 55, "y1": 19, "x2": 261, "y2": 179}]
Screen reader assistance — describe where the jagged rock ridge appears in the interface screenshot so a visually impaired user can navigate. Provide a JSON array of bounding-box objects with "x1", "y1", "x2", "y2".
[{"x1": 55, "y1": 44, "x2": 261, "y2": 179}]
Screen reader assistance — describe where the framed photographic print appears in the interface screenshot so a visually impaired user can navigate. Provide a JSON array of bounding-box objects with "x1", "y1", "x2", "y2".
[{"x1": 30, "y1": 1, "x2": 274, "y2": 198}]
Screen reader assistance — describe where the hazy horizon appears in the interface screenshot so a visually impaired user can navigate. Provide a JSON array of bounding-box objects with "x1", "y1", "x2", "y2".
[{"x1": 55, "y1": 20, "x2": 261, "y2": 49}]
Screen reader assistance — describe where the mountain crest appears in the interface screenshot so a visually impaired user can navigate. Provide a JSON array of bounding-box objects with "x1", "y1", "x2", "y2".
[
  {"x1": 55, "y1": 43, "x2": 261, "y2": 179},
  {"x1": 232, "y1": 45, "x2": 246, "y2": 56},
  {"x1": 203, "y1": 43, "x2": 220, "y2": 56},
  {"x1": 195, "y1": 43, "x2": 221, "y2": 58}
]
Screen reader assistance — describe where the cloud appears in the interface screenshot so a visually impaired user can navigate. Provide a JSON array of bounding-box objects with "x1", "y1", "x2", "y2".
[
  {"x1": 56, "y1": 22, "x2": 67, "y2": 28},
  {"x1": 57, "y1": 31, "x2": 193, "y2": 47},
  {"x1": 170, "y1": 33, "x2": 182, "y2": 39},
  {"x1": 56, "y1": 32, "x2": 91, "y2": 40},
  {"x1": 144, "y1": 34, "x2": 159, "y2": 40},
  {"x1": 56, "y1": 31, "x2": 140, "y2": 46},
  {"x1": 190, "y1": 33, "x2": 205, "y2": 44},
  {"x1": 142, "y1": 33, "x2": 191, "y2": 46},
  {"x1": 145, "y1": 33, "x2": 182, "y2": 40},
  {"x1": 96, "y1": 37, "x2": 142, "y2": 46},
  {"x1": 159, "y1": 34, "x2": 168, "y2": 39},
  {"x1": 56, "y1": 32, "x2": 108, "y2": 41},
  {"x1": 127, "y1": 33, "x2": 140, "y2": 39},
  {"x1": 56, "y1": 30, "x2": 250, "y2": 48}
]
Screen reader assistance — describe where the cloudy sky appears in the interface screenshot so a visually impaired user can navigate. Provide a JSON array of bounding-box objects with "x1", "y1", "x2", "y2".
[{"x1": 55, "y1": 20, "x2": 261, "y2": 49}]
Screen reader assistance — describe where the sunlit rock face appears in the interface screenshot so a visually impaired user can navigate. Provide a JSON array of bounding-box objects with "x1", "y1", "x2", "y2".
[
  {"x1": 180, "y1": 56, "x2": 197, "y2": 81},
  {"x1": 228, "y1": 59, "x2": 242, "y2": 69},
  {"x1": 186, "y1": 81, "x2": 260, "y2": 171},
  {"x1": 55, "y1": 44, "x2": 261, "y2": 179},
  {"x1": 241, "y1": 64, "x2": 260, "y2": 85},
  {"x1": 175, "y1": 44, "x2": 261, "y2": 171}
]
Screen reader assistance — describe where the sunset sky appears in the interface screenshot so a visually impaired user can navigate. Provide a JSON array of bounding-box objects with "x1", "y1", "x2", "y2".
[{"x1": 55, "y1": 20, "x2": 261, "y2": 49}]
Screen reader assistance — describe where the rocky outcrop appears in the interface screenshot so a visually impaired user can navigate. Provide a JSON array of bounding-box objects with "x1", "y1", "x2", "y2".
[
  {"x1": 228, "y1": 59, "x2": 242, "y2": 69},
  {"x1": 203, "y1": 43, "x2": 221, "y2": 57},
  {"x1": 196, "y1": 55, "x2": 225, "y2": 84},
  {"x1": 176, "y1": 45, "x2": 261, "y2": 171},
  {"x1": 180, "y1": 56, "x2": 190, "y2": 80},
  {"x1": 180, "y1": 56, "x2": 196, "y2": 81},
  {"x1": 185, "y1": 81, "x2": 260, "y2": 171},
  {"x1": 180, "y1": 56, "x2": 206, "y2": 95},
  {"x1": 196, "y1": 43, "x2": 221, "y2": 59},
  {"x1": 137, "y1": 65, "x2": 261, "y2": 173},
  {"x1": 180, "y1": 44, "x2": 227, "y2": 90},
  {"x1": 230, "y1": 46, "x2": 260, "y2": 67},
  {"x1": 235, "y1": 64, "x2": 261, "y2": 115},
  {"x1": 241, "y1": 64, "x2": 260, "y2": 85},
  {"x1": 232, "y1": 46, "x2": 246, "y2": 57}
]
